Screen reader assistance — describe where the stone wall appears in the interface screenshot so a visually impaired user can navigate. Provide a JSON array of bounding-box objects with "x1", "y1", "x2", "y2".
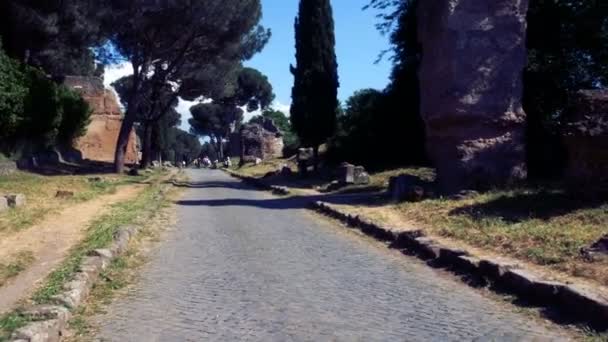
[
  {"x1": 561, "y1": 90, "x2": 608, "y2": 185},
  {"x1": 417, "y1": 0, "x2": 528, "y2": 192},
  {"x1": 0, "y1": 161, "x2": 17, "y2": 176},
  {"x1": 229, "y1": 119, "x2": 284, "y2": 160},
  {"x1": 63, "y1": 76, "x2": 139, "y2": 164}
]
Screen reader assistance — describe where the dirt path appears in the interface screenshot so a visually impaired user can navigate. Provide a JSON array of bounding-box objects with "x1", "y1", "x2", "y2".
[{"x1": 0, "y1": 184, "x2": 144, "y2": 314}]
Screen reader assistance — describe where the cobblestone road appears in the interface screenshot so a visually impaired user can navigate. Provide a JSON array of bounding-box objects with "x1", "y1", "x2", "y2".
[{"x1": 95, "y1": 170, "x2": 569, "y2": 341}]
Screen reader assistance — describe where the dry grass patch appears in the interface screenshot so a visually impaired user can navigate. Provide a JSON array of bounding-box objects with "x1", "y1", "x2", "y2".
[
  {"x1": 322, "y1": 166, "x2": 608, "y2": 287},
  {"x1": 0, "y1": 251, "x2": 35, "y2": 287},
  {"x1": 395, "y1": 187, "x2": 608, "y2": 285},
  {"x1": 0, "y1": 171, "x2": 140, "y2": 233}
]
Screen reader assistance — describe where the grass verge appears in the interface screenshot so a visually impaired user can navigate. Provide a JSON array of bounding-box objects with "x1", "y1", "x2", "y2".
[
  {"x1": 0, "y1": 172, "x2": 168, "y2": 341},
  {"x1": 0, "y1": 171, "x2": 146, "y2": 234},
  {"x1": 0, "y1": 251, "x2": 35, "y2": 287}
]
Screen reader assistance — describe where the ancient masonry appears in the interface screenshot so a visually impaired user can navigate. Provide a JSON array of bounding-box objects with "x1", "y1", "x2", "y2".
[
  {"x1": 417, "y1": 0, "x2": 529, "y2": 191},
  {"x1": 229, "y1": 118, "x2": 284, "y2": 160},
  {"x1": 63, "y1": 76, "x2": 139, "y2": 164}
]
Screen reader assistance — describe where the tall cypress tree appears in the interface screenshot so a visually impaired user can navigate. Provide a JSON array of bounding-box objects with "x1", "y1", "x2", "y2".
[{"x1": 290, "y1": 0, "x2": 339, "y2": 169}]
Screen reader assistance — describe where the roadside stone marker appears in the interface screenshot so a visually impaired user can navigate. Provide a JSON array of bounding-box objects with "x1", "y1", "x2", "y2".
[{"x1": 5, "y1": 193, "x2": 26, "y2": 208}]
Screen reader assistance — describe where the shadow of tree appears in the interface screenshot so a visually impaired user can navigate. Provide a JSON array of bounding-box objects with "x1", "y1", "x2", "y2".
[{"x1": 449, "y1": 189, "x2": 607, "y2": 223}]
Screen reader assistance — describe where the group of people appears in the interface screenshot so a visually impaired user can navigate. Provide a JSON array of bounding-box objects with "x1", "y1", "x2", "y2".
[{"x1": 192, "y1": 156, "x2": 232, "y2": 169}]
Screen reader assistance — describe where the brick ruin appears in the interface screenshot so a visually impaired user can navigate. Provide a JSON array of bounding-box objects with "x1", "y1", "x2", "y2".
[{"x1": 63, "y1": 76, "x2": 139, "y2": 165}]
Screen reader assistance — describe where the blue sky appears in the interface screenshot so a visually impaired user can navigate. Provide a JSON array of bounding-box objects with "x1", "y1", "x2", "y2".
[
  {"x1": 104, "y1": 0, "x2": 393, "y2": 129},
  {"x1": 247, "y1": 0, "x2": 393, "y2": 108}
]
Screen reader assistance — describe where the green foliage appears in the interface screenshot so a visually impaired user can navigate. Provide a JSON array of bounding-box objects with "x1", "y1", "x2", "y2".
[
  {"x1": 0, "y1": 41, "x2": 27, "y2": 144},
  {"x1": 0, "y1": 43, "x2": 91, "y2": 154},
  {"x1": 0, "y1": 0, "x2": 106, "y2": 76},
  {"x1": 189, "y1": 66, "x2": 274, "y2": 158},
  {"x1": 166, "y1": 129, "x2": 202, "y2": 164},
  {"x1": 103, "y1": 0, "x2": 270, "y2": 170},
  {"x1": 56, "y1": 86, "x2": 92, "y2": 146},
  {"x1": 290, "y1": 0, "x2": 339, "y2": 150},
  {"x1": 524, "y1": 0, "x2": 608, "y2": 178}
]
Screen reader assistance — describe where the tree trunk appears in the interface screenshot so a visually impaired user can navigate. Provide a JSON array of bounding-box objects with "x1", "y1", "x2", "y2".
[
  {"x1": 140, "y1": 122, "x2": 153, "y2": 169},
  {"x1": 313, "y1": 145, "x2": 319, "y2": 173},
  {"x1": 216, "y1": 137, "x2": 224, "y2": 160},
  {"x1": 239, "y1": 129, "x2": 245, "y2": 167},
  {"x1": 114, "y1": 109, "x2": 136, "y2": 174}
]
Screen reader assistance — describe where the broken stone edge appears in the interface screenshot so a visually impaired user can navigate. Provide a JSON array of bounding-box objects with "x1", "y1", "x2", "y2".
[
  {"x1": 311, "y1": 200, "x2": 608, "y2": 331},
  {"x1": 225, "y1": 170, "x2": 291, "y2": 196},
  {"x1": 10, "y1": 225, "x2": 142, "y2": 342}
]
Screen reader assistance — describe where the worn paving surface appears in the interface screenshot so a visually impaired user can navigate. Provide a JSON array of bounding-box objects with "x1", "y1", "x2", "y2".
[{"x1": 95, "y1": 170, "x2": 569, "y2": 341}]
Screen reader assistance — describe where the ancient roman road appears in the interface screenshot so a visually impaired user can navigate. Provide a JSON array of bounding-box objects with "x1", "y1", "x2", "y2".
[{"x1": 95, "y1": 169, "x2": 568, "y2": 341}]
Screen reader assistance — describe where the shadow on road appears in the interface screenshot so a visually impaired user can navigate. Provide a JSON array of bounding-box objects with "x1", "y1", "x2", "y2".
[{"x1": 175, "y1": 179, "x2": 379, "y2": 210}]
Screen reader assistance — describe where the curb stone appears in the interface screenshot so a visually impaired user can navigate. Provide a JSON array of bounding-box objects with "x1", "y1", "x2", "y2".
[
  {"x1": 11, "y1": 227, "x2": 144, "y2": 342},
  {"x1": 10, "y1": 225, "x2": 142, "y2": 341},
  {"x1": 310, "y1": 201, "x2": 608, "y2": 330},
  {"x1": 8, "y1": 182, "x2": 173, "y2": 342}
]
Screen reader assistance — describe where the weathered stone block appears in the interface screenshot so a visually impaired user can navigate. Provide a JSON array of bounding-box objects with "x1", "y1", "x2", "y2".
[
  {"x1": 55, "y1": 190, "x2": 74, "y2": 199},
  {"x1": 388, "y1": 175, "x2": 427, "y2": 202},
  {"x1": 0, "y1": 160, "x2": 17, "y2": 176},
  {"x1": 338, "y1": 163, "x2": 355, "y2": 184},
  {"x1": 353, "y1": 166, "x2": 370, "y2": 185},
  {"x1": 580, "y1": 235, "x2": 608, "y2": 262},
  {"x1": 5, "y1": 194, "x2": 26, "y2": 207},
  {"x1": 230, "y1": 118, "x2": 284, "y2": 161},
  {"x1": 417, "y1": 0, "x2": 529, "y2": 192},
  {"x1": 12, "y1": 319, "x2": 64, "y2": 342}
]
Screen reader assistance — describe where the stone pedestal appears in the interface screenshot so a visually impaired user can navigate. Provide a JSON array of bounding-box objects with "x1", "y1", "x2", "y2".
[
  {"x1": 417, "y1": 0, "x2": 529, "y2": 192},
  {"x1": 338, "y1": 163, "x2": 355, "y2": 184}
]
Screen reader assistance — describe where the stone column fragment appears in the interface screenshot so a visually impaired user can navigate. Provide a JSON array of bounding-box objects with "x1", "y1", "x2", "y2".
[{"x1": 418, "y1": 0, "x2": 529, "y2": 192}]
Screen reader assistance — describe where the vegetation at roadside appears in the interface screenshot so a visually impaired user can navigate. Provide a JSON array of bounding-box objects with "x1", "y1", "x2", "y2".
[
  {"x1": 0, "y1": 251, "x2": 35, "y2": 287},
  {"x1": 31, "y1": 182, "x2": 165, "y2": 304},
  {"x1": 0, "y1": 41, "x2": 91, "y2": 158},
  {"x1": 65, "y1": 190, "x2": 177, "y2": 341},
  {"x1": 0, "y1": 172, "x2": 142, "y2": 234},
  {"x1": 394, "y1": 185, "x2": 608, "y2": 286},
  {"x1": 290, "y1": 0, "x2": 339, "y2": 169}
]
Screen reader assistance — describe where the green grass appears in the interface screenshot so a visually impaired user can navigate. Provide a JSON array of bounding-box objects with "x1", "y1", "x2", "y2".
[
  {"x1": 0, "y1": 251, "x2": 35, "y2": 287},
  {"x1": 31, "y1": 185, "x2": 163, "y2": 304},
  {"x1": 0, "y1": 175, "x2": 167, "y2": 340},
  {"x1": 0, "y1": 312, "x2": 30, "y2": 341},
  {"x1": 393, "y1": 184, "x2": 608, "y2": 285},
  {"x1": 0, "y1": 172, "x2": 141, "y2": 233}
]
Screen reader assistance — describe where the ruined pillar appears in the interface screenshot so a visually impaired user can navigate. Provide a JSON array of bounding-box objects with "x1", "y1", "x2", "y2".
[{"x1": 417, "y1": 0, "x2": 528, "y2": 192}]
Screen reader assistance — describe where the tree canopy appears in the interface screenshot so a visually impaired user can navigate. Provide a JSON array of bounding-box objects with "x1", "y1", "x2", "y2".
[
  {"x1": 189, "y1": 66, "x2": 274, "y2": 159},
  {"x1": 290, "y1": 0, "x2": 340, "y2": 161},
  {"x1": 0, "y1": 0, "x2": 106, "y2": 76},
  {"x1": 102, "y1": 0, "x2": 270, "y2": 172}
]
